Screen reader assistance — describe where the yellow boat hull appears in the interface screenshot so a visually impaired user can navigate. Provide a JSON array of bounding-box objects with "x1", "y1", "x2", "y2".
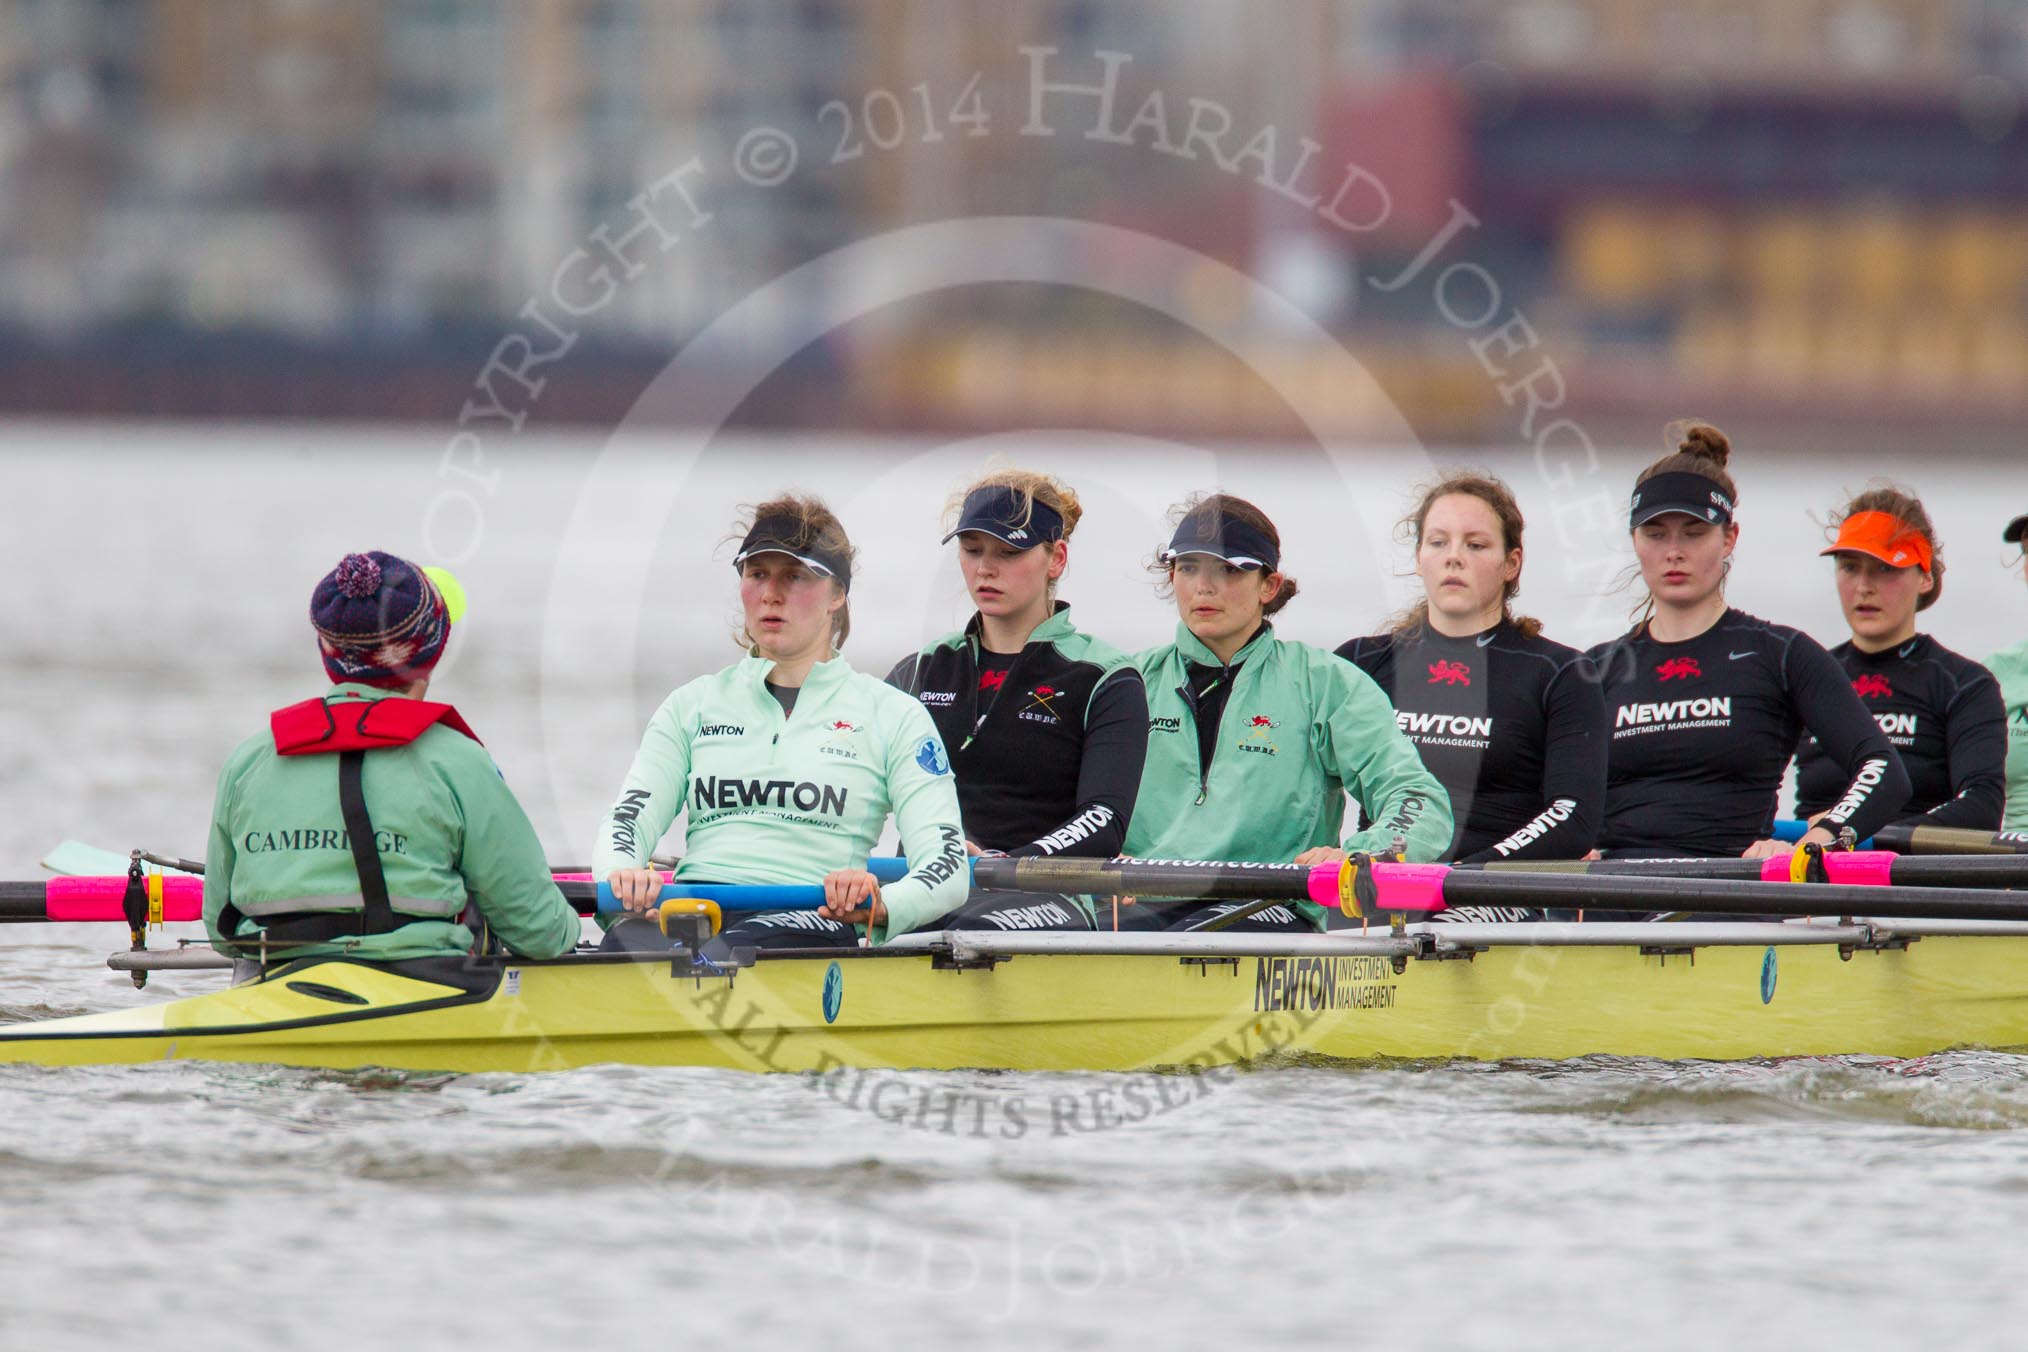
[{"x1": 3, "y1": 934, "x2": 2027, "y2": 1073}]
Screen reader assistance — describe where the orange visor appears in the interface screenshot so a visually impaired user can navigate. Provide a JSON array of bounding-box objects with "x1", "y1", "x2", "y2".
[{"x1": 1820, "y1": 510, "x2": 1933, "y2": 571}]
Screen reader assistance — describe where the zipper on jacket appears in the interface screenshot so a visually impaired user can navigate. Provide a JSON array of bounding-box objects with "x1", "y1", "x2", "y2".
[
  {"x1": 1176, "y1": 669, "x2": 1228, "y2": 807},
  {"x1": 961, "y1": 633, "x2": 1032, "y2": 753}
]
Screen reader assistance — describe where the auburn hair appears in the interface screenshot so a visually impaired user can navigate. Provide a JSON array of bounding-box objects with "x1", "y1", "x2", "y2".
[
  {"x1": 1634, "y1": 419, "x2": 1737, "y2": 515},
  {"x1": 1626, "y1": 420, "x2": 1738, "y2": 628},
  {"x1": 1390, "y1": 470, "x2": 1542, "y2": 639}
]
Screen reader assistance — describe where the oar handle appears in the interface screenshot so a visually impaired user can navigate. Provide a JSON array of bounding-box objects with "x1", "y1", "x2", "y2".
[
  {"x1": 581, "y1": 856, "x2": 912, "y2": 914},
  {"x1": 553, "y1": 857, "x2": 910, "y2": 884},
  {"x1": 586, "y1": 881, "x2": 828, "y2": 914},
  {"x1": 1771, "y1": 819, "x2": 1877, "y2": 847},
  {"x1": 1776, "y1": 820, "x2": 2028, "y2": 856}
]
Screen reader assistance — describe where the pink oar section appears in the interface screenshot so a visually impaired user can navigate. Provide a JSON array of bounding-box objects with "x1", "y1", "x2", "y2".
[
  {"x1": 1305, "y1": 861, "x2": 1452, "y2": 918},
  {"x1": 1756, "y1": 851, "x2": 1896, "y2": 886},
  {"x1": 44, "y1": 875, "x2": 205, "y2": 923}
]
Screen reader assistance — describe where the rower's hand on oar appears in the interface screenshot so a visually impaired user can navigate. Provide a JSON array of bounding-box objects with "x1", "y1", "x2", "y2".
[
  {"x1": 1294, "y1": 847, "x2": 1348, "y2": 867},
  {"x1": 1745, "y1": 826, "x2": 1835, "y2": 861},
  {"x1": 819, "y1": 869, "x2": 887, "y2": 927},
  {"x1": 608, "y1": 868, "x2": 665, "y2": 915}
]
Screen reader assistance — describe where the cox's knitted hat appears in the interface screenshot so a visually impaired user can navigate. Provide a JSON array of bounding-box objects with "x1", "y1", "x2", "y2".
[{"x1": 309, "y1": 551, "x2": 459, "y2": 688}]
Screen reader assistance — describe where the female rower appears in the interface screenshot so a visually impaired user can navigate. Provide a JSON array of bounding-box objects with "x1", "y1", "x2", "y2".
[
  {"x1": 1337, "y1": 472, "x2": 1605, "y2": 867},
  {"x1": 595, "y1": 495, "x2": 967, "y2": 949},
  {"x1": 888, "y1": 469, "x2": 1148, "y2": 931},
  {"x1": 1989, "y1": 511, "x2": 2028, "y2": 831},
  {"x1": 1793, "y1": 487, "x2": 2005, "y2": 831},
  {"x1": 1121, "y1": 493, "x2": 1453, "y2": 931},
  {"x1": 1586, "y1": 423, "x2": 1909, "y2": 861}
]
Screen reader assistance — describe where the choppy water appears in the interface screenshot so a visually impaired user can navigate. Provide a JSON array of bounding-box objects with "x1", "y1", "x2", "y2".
[{"x1": 3, "y1": 429, "x2": 2027, "y2": 1349}]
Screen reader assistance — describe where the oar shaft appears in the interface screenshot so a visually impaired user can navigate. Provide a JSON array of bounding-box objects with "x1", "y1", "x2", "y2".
[
  {"x1": 1429, "y1": 869, "x2": 2028, "y2": 921},
  {"x1": 552, "y1": 857, "x2": 909, "y2": 884},
  {"x1": 1474, "y1": 853, "x2": 2028, "y2": 890},
  {"x1": 1872, "y1": 823, "x2": 2028, "y2": 857},
  {"x1": 971, "y1": 855, "x2": 1323, "y2": 902}
]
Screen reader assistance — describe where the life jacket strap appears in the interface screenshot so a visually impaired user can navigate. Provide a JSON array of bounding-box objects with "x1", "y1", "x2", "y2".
[{"x1": 337, "y1": 750, "x2": 397, "y2": 935}]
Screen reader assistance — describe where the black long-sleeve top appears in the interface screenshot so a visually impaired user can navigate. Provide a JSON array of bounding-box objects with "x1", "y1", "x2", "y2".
[
  {"x1": 1586, "y1": 608, "x2": 1910, "y2": 857},
  {"x1": 1794, "y1": 634, "x2": 2007, "y2": 832},
  {"x1": 1337, "y1": 619, "x2": 1605, "y2": 862},
  {"x1": 888, "y1": 604, "x2": 1147, "y2": 858}
]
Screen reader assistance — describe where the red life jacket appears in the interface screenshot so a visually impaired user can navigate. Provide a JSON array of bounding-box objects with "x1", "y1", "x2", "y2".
[
  {"x1": 226, "y1": 696, "x2": 486, "y2": 950},
  {"x1": 269, "y1": 696, "x2": 481, "y2": 757}
]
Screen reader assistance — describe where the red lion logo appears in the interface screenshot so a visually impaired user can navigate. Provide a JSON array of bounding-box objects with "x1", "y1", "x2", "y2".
[
  {"x1": 1249, "y1": 715, "x2": 1280, "y2": 729},
  {"x1": 1427, "y1": 660, "x2": 1471, "y2": 686},
  {"x1": 978, "y1": 669, "x2": 1007, "y2": 692},
  {"x1": 1852, "y1": 674, "x2": 1893, "y2": 699},
  {"x1": 1656, "y1": 657, "x2": 1702, "y2": 681},
  {"x1": 831, "y1": 720, "x2": 856, "y2": 732}
]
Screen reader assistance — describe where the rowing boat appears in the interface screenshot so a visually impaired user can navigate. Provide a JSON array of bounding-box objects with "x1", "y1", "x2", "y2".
[{"x1": 3, "y1": 918, "x2": 2027, "y2": 1073}]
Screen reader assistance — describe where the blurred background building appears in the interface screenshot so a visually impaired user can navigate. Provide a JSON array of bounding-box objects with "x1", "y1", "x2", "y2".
[{"x1": 0, "y1": 0, "x2": 2024, "y2": 446}]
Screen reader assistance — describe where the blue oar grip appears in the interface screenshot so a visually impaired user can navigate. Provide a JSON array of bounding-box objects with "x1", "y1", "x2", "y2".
[
  {"x1": 1771, "y1": 819, "x2": 1874, "y2": 848},
  {"x1": 596, "y1": 881, "x2": 829, "y2": 913},
  {"x1": 593, "y1": 856, "x2": 914, "y2": 914}
]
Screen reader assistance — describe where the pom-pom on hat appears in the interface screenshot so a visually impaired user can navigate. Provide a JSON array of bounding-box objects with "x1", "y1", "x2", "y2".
[{"x1": 310, "y1": 550, "x2": 455, "y2": 688}]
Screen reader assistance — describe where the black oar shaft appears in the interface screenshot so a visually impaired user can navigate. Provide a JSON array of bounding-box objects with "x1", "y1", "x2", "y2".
[
  {"x1": 0, "y1": 882, "x2": 49, "y2": 922},
  {"x1": 1874, "y1": 824, "x2": 2028, "y2": 856},
  {"x1": 972, "y1": 856, "x2": 1313, "y2": 901},
  {"x1": 1440, "y1": 871, "x2": 2028, "y2": 921},
  {"x1": 1473, "y1": 856, "x2": 2028, "y2": 889}
]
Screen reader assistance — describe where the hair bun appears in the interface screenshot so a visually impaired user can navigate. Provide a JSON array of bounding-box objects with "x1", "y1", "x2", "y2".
[{"x1": 1671, "y1": 421, "x2": 1732, "y2": 468}]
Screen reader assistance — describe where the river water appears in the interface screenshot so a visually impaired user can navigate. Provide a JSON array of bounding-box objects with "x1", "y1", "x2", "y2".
[{"x1": 2, "y1": 427, "x2": 2026, "y2": 1349}]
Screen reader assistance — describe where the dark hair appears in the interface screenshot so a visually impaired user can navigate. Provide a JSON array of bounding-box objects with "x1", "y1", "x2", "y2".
[
  {"x1": 1390, "y1": 471, "x2": 1542, "y2": 639},
  {"x1": 1625, "y1": 420, "x2": 1738, "y2": 628},
  {"x1": 1831, "y1": 483, "x2": 1945, "y2": 611},
  {"x1": 729, "y1": 493, "x2": 857, "y2": 650},
  {"x1": 1634, "y1": 419, "x2": 1737, "y2": 516},
  {"x1": 1150, "y1": 492, "x2": 1300, "y2": 615}
]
